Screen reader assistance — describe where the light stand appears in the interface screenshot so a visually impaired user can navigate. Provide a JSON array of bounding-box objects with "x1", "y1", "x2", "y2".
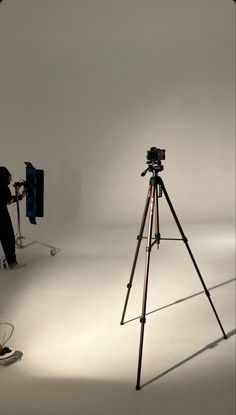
[{"x1": 14, "y1": 183, "x2": 59, "y2": 256}]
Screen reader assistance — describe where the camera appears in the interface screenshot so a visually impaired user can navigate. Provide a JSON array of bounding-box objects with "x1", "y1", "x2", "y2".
[
  {"x1": 146, "y1": 147, "x2": 165, "y2": 162},
  {"x1": 140, "y1": 147, "x2": 166, "y2": 176}
]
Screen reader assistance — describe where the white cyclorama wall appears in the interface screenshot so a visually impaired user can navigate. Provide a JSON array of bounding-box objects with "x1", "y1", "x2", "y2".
[{"x1": 0, "y1": 0, "x2": 235, "y2": 236}]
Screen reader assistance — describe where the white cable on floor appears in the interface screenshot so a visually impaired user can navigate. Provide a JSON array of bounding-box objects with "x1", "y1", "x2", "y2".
[{"x1": 0, "y1": 318, "x2": 14, "y2": 346}]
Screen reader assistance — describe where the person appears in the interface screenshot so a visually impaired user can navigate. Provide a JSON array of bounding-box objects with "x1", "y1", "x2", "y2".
[{"x1": 0, "y1": 166, "x2": 26, "y2": 270}]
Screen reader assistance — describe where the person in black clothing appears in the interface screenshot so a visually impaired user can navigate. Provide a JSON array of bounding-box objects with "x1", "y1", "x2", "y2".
[{"x1": 0, "y1": 166, "x2": 26, "y2": 269}]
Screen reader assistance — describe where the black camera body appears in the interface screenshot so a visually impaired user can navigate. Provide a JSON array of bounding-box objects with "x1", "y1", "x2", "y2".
[
  {"x1": 146, "y1": 147, "x2": 165, "y2": 162},
  {"x1": 145, "y1": 147, "x2": 166, "y2": 173}
]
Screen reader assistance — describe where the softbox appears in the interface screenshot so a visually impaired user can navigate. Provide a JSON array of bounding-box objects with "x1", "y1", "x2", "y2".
[{"x1": 25, "y1": 162, "x2": 44, "y2": 224}]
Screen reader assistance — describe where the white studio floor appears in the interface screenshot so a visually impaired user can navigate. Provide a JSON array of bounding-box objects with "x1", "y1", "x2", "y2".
[{"x1": 0, "y1": 219, "x2": 235, "y2": 415}]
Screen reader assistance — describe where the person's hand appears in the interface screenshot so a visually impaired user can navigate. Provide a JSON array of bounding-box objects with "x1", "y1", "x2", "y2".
[{"x1": 21, "y1": 189, "x2": 27, "y2": 199}]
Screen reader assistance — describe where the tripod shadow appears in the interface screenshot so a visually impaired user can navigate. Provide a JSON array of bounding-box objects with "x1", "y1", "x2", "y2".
[
  {"x1": 123, "y1": 277, "x2": 236, "y2": 324},
  {"x1": 141, "y1": 328, "x2": 236, "y2": 389}
]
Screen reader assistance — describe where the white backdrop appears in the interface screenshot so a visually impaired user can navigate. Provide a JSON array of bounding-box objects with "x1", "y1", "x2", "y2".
[{"x1": 0, "y1": 0, "x2": 235, "y2": 236}]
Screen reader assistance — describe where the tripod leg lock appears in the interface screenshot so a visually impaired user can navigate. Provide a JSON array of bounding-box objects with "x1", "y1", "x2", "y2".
[
  {"x1": 146, "y1": 246, "x2": 151, "y2": 252},
  {"x1": 205, "y1": 290, "x2": 211, "y2": 298},
  {"x1": 137, "y1": 235, "x2": 142, "y2": 241},
  {"x1": 140, "y1": 317, "x2": 146, "y2": 324},
  {"x1": 183, "y1": 236, "x2": 188, "y2": 243},
  {"x1": 155, "y1": 232, "x2": 161, "y2": 239},
  {"x1": 127, "y1": 283, "x2": 132, "y2": 289},
  {"x1": 155, "y1": 233, "x2": 161, "y2": 244}
]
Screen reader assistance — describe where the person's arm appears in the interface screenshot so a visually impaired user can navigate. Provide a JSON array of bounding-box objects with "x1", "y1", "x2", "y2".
[
  {"x1": 10, "y1": 189, "x2": 27, "y2": 203},
  {"x1": 0, "y1": 187, "x2": 12, "y2": 208},
  {"x1": 10, "y1": 194, "x2": 23, "y2": 203},
  {"x1": 0, "y1": 186, "x2": 26, "y2": 208}
]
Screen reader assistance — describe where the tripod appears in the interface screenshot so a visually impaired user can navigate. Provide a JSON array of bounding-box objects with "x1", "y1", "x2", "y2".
[{"x1": 120, "y1": 167, "x2": 228, "y2": 391}]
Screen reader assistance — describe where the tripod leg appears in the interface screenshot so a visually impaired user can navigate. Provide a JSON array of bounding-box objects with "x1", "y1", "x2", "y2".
[
  {"x1": 136, "y1": 185, "x2": 156, "y2": 390},
  {"x1": 160, "y1": 178, "x2": 227, "y2": 339},
  {"x1": 120, "y1": 187, "x2": 151, "y2": 325},
  {"x1": 154, "y1": 185, "x2": 161, "y2": 248}
]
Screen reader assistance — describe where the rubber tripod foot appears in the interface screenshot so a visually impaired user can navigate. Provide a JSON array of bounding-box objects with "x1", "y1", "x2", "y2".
[
  {"x1": 224, "y1": 334, "x2": 228, "y2": 340},
  {"x1": 120, "y1": 322, "x2": 124, "y2": 325},
  {"x1": 136, "y1": 385, "x2": 140, "y2": 391}
]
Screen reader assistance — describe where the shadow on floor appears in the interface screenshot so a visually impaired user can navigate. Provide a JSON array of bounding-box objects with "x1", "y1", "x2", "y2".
[
  {"x1": 142, "y1": 328, "x2": 236, "y2": 389},
  {"x1": 123, "y1": 277, "x2": 236, "y2": 324}
]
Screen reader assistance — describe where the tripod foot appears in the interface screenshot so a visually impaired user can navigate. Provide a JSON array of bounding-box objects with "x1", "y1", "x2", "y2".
[
  {"x1": 224, "y1": 334, "x2": 228, "y2": 340},
  {"x1": 120, "y1": 322, "x2": 124, "y2": 326},
  {"x1": 135, "y1": 385, "x2": 141, "y2": 391}
]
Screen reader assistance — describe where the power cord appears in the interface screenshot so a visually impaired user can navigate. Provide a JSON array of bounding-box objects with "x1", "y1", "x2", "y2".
[
  {"x1": 0, "y1": 318, "x2": 15, "y2": 346},
  {"x1": 0, "y1": 318, "x2": 22, "y2": 366}
]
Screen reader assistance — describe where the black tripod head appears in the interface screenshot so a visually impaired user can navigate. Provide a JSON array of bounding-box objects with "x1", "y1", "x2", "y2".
[{"x1": 141, "y1": 147, "x2": 166, "y2": 177}]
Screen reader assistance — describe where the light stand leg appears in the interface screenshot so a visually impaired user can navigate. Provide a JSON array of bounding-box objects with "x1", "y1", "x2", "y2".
[
  {"x1": 160, "y1": 177, "x2": 228, "y2": 339},
  {"x1": 136, "y1": 184, "x2": 156, "y2": 390},
  {"x1": 14, "y1": 187, "x2": 59, "y2": 256},
  {"x1": 120, "y1": 187, "x2": 151, "y2": 325},
  {"x1": 15, "y1": 188, "x2": 24, "y2": 248}
]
